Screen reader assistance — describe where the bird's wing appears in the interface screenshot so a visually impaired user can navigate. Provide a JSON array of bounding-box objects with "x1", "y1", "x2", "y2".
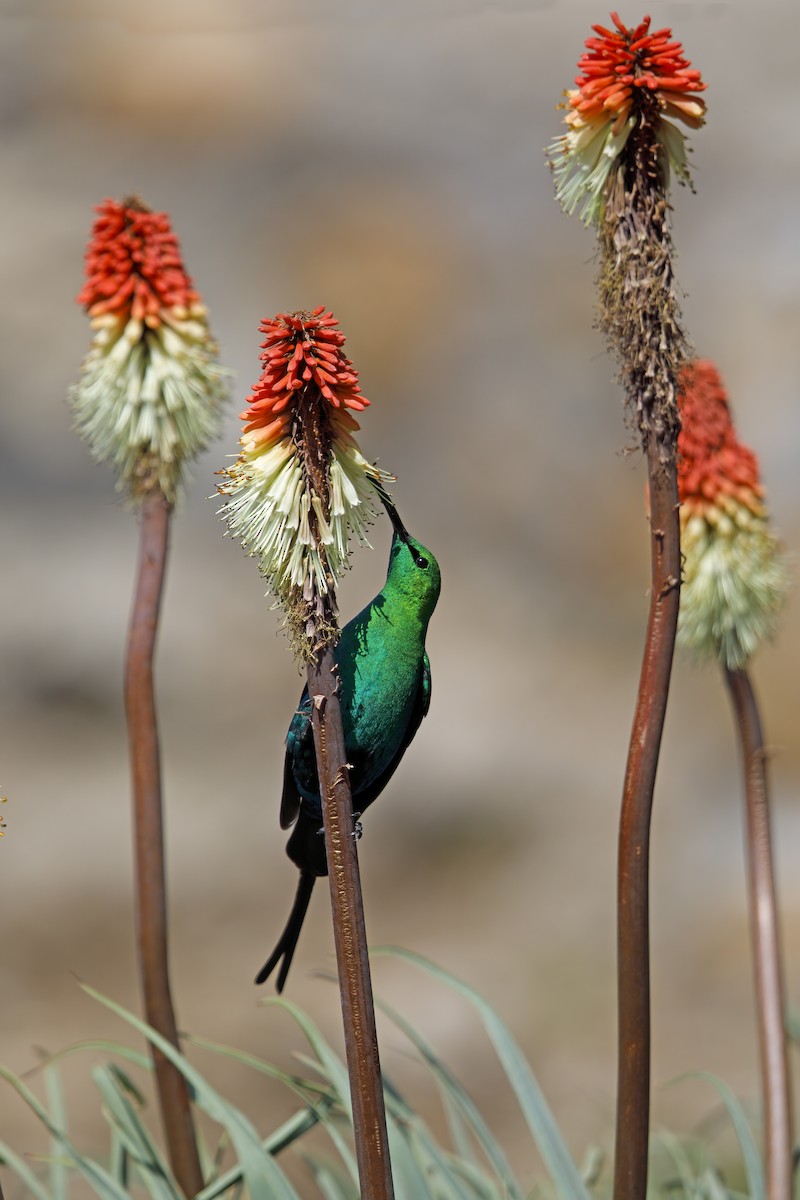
[
  {"x1": 352, "y1": 656, "x2": 431, "y2": 815},
  {"x1": 420, "y1": 651, "x2": 432, "y2": 719},
  {"x1": 280, "y1": 686, "x2": 312, "y2": 829}
]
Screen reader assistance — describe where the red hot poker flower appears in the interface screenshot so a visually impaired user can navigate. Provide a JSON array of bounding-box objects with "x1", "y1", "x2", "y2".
[
  {"x1": 549, "y1": 12, "x2": 706, "y2": 225},
  {"x1": 77, "y1": 197, "x2": 200, "y2": 325},
  {"x1": 220, "y1": 308, "x2": 388, "y2": 651},
  {"x1": 72, "y1": 196, "x2": 227, "y2": 502},
  {"x1": 243, "y1": 306, "x2": 368, "y2": 430},
  {"x1": 678, "y1": 361, "x2": 762, "y2": 517},
  {"x1": 676, "y1": 361, "x2": 787, "y2": 668},
  {"x1": 574, "y1": 13, "x2": 706, "y2": 132}
]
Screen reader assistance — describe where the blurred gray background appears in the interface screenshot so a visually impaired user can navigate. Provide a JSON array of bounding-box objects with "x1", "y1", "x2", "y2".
[{"x1": 2, "y1": 0, "x2": 800, "y2": 1190}]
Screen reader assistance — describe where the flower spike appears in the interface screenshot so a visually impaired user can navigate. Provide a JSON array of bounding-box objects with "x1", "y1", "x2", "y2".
[
  {"x1": 550, "y1": 20, "x2": 708, "y2": 1197},
  {"x1": 71, "y1": 197, "x2": 229, "y2": 503},
  {"x1": 549, "y1": 13, "x2": 706, "y2": 225},
  {"x1": 219, "y1": 307, "x2": 391, "y2": 657},
  {"x1": 677, "y1": 361, "x2": 788, "y2": 669}
]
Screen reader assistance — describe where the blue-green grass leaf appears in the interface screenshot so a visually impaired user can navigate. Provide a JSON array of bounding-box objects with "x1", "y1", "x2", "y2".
[
  {"x1": 0, "y1": 1136, "x2": 53, "y2": 1200},
  {"x1": 80, "y1": 983, "x2": 301, "y2": 1200},
  {"x1": 195, "y1": 1106, "x2": 329, "y2": 1200},
  {"x1": 374, "y1": 948, "x2": 591, "y2": 1200},
  {"x1": 303, "y1": 1156, "x2": 358, "y2": 1200},
  {"x1": 0, "y1": 1063, "x2": 130, "y2": 1199},
  {"x1": 385, "y1": 1086, "x2": 493, "y2": 1200},
  {"x1": 92, "y1": 1064, "x2": 181, "y2": 1200},
  {"x1": 266, "y1": 1000, "x2": 360, "y2": 1184},
  {"x1": 377, "y1": 994, "x2": 522, "y2": 1199},
  {"x1": 667, "y1": 1073, "x2": 765, "y2": 1200},
  {"x1": 44, "y1": 1060, "x2": 70, "y2": 1200}
]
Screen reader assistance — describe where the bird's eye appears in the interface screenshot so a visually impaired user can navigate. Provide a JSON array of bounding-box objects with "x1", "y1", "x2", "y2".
[{"x1": 415, "y1": 555, "x2": 429, "y2": 570}]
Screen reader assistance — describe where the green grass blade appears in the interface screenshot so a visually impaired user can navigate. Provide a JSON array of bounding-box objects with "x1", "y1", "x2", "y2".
[
  {"x1": 266, "y1": 1000, "x2": 360, "y2": 1185},
  {"x1": 700, "y1": 1165, "x2": 735, "y2": 1200},
  {"x1": 377, "y1": 994, "x2": 522, "y2": 1199},
  {"x1": 651, "y1": 1128, "x2": 700, "y2": 1197},
  {"x1": 441, "y1": 1088, "x2": 475, "y2": 1166},
  {"x1": 384, "y1": 1118, "x2": 435, "y2": 1200},
  {"x1": 200, "y1": 1129, "x2": 231, "y2": 1188},
  {"x1": 104, "y1": 1062, "x2": 147, "y2": 1107},
  {"x1": 108, "y1": 1127, "x2": 130, "y2": 1189},
  {"x1": 402, "y1": 1129, "x2": 482, "y2": 1200},
  {"x1": 194, "y1": 1032, "x2": 356, "y2": 1187},
  {"x1": 266, "y1": 999, "x2": 353, "y2": 1114},
  {"x1": 92, "y1": 1064, "x2": 181, "y2": 1200},
  {"x1": 196, "y1": 1106, "x2": 332, "y2": 1200},
  {"x1": 0, "y1": 1063, "x2": 131, "y2": 1199},
  {"x1": 0, "y1": 1136, "x2": 53, "y2": 1200},
  {"x1": 385, "y1": 1086, "x2": 494, "y2": 1200},
  {"x1": 39, "y1": 1040, "x2": 152, "y2": 1072},
  {"x1": 443, "y1": 1156, "x2": 503, "y2": 1200},
  {"x1": 577, "y1": 1147, "x2": 603, "y2": 1189},
  {"x1": 374, "y1": 948, "x2": 591, "y2": 1200},
  {"x1": 188, "y1": 1033, "x2": 332, "y2": 1103},
  {"x1": 44, "y1": 1060, "x2": 70, "y2": 1200},
  {"x1": 304, "y1": 1157, "x2": 358, "y2": 1200},
  {"x1": 80, "y1": 982, "x2": 301, "y2": 1200},
  {"x1": 669, "y1": 1073, "x2": 765, "y2": 1200}
]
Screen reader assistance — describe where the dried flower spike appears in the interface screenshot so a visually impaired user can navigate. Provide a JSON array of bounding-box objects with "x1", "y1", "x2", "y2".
[
  {"x1": 678, "y1": 361, "x2": 788, "y2": 669},
  {"x1": 71, "y1": 197, "x2": 228, "y2": 503},
  {"x1": 219, "y1": 307, "x2": 390, "y2": 655},
  {"x1": 549, "y1": 12, "x2": 706, "y2": 225}
]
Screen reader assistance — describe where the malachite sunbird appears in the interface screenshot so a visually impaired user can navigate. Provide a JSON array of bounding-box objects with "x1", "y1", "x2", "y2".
[{"x1": 256, "y1": 500, "x2": 441, "y2": 991}]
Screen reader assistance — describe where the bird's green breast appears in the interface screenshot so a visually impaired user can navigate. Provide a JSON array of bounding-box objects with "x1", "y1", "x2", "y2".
[
  {"x1": 285, "y1": 530, "x2": 440, "y2": 811},
  {"x1": 336, "y1": 593, "x2": 427, "y2": 781}
]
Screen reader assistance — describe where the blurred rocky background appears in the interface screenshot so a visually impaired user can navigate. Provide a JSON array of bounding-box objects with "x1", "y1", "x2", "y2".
[{"x1": 2, "y1": 0, "x2": 800, "y2": 1191}]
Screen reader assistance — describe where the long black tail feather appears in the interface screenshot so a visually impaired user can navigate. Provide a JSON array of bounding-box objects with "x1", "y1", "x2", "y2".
[{"x1": 255, "y1": 871, "x2": 316, "y2": 992}]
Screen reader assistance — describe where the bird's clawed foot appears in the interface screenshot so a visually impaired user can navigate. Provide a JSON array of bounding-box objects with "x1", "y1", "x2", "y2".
[{"x1": 314, "y1": 814, "x2": 363, "y2": 839}]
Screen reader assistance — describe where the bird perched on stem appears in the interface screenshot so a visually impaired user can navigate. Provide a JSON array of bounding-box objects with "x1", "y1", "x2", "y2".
[{"x1": 256, "y1": 497, "x2": 440, "y2": 991}]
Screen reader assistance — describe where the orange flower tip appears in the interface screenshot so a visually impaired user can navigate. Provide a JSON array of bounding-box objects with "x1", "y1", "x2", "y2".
[
  {"x1": 548, "y1": 11, "x2": 706, "y2": 224},
  {"x1": 219, "y1": 308, "x2": 392, "y2": 615},
  {"x1": 677, "y1": 360, "x2": 788, "y2": 669},
  {"x1": 71, "y1": 196, "x2": 229, "y2": 503}
]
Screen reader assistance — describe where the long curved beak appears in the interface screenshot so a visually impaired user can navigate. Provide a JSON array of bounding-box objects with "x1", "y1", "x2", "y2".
[{"x1": 373, "y1": 482, "x2": 411, "y2": 543}]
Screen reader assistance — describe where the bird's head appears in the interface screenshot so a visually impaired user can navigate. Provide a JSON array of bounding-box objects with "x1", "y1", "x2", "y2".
[{"x1": 381, "y1": 495, "x2": 441, "y2": 622}]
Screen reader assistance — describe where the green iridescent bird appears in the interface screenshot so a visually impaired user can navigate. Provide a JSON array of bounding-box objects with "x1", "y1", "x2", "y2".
[{"x1": 256, "y1": 500, "x2": 441, "y2": 991}]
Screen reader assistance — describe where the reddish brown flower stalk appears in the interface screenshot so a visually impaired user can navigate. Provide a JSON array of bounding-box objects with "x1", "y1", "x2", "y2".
[
  {"x1": 551, "y1": 17, "x2": 706, "y2": 1200},
  {"x1": 125, "y1": 494, "x2": 203, "y2": 1198},
  {"x1": 72, "y1": 196, "x2": 228, "y2": 1198},
  {"x1": 678, "y1": 362, "x2": 791, "y2": 1200},
  {"x1": 220, "y1": 310, "x2": 395, "y2": 1199}
]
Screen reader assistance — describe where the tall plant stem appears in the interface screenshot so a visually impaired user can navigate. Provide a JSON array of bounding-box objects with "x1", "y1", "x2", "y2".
[
  {"x1": 125, "y1": 492, "x2": 204, "y2": 1199},
  {"x1": 724, "y1": 667, "x2": 793, "y2": 1200},
  {"x1": 307, "y1": 647, "x2": 394, "y2": 1200},
  {"x1": 614, "y1": 441, "x2": 681, "y2": 1200}
]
